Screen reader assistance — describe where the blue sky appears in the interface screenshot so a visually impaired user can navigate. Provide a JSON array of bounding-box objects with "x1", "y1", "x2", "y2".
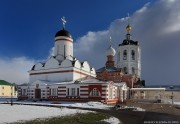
[
  {"x1": 0, "y1": 0, "x2": 154, "y2": 59},
  {"x1": 1, "y1": 0, "x2": 180, "y2": 86}
]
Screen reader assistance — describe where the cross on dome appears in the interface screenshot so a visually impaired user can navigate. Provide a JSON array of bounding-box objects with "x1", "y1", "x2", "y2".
[
  {"x1": 109, "y1": 36, "x2": 112, "y2": 46},
  {"x1": 61, "y1": 16, "x2": 67, "y2": 29}
]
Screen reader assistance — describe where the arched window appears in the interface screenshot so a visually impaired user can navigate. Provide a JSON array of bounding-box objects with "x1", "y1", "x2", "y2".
[
  {"x1": 123, "y1": 50, "x2": 127, "y2": 60},
  {"x1": 132, "y1": 67, "x2": 135, "y2": 74},
  {"x1": 131, "y1": 50, "x2": 135, "y2": 60},
  {"x1": 92, "y1": 88, "x2": 99, "y2": 96},
  {"x1": 124, "y1": 67, "x2": 128, "y2": 74}
]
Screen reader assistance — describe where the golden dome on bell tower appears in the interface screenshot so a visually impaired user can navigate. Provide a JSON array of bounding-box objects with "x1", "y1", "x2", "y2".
[{"x1": 126, "y1": 24, "x2": 131, "y2": 33}]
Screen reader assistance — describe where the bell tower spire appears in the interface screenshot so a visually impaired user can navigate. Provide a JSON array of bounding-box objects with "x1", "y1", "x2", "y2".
[{"x1": 126, "y1": 13, "x2": 131, "y2": 41}]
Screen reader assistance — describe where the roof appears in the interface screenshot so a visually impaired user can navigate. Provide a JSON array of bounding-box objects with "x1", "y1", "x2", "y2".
[
  {"x1": 114, "y1": 82, "x2": 127, "y2": 87},
  {"x1": 0, "y1": 80, "x2": 12, "y2": 86},
  {"x1": 119, "y1": 39, "x2": 139, "y2": 46},
  {"x1": 79, "y1": 78, "x2": 108, "y2": 84},
  {"x1": 131, "y1": 88, "x2": 166, "y2": 91},
  {"x1": 96, "y1": 66, "x2": 120, "y2": 72},
  {"x1": 55, "y1": 28, "x2": 72, "y2": 38}
]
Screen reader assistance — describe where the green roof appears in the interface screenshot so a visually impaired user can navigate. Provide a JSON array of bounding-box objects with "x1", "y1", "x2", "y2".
[{"x1": 0, "y1": 80, "x2": 12, "y2": 86}]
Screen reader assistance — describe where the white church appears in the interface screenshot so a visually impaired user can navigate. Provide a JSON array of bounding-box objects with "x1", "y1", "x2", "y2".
[{"x1": 18, "y1": 17, "x2": 128, "y2": 104}]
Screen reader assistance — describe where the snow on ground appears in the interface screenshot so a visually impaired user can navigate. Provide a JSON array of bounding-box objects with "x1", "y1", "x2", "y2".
[
  {"x1": 174, "y1": 102, "x2": 180, "y2": 105},
  {"x1": 133, "y1": 107, "x2": 145, "y2": 111},
  {"x1": 0, "y1": 98, "x2": 112, "y2": 109},
  {"x1": 0, "y1": 104, "x2": 90, "y2": 124},
  {"x1": 63, "y1": 101, "x2": 112, "y2": 109},
  {"x1": 102, "y1": 117, "x2": 121, "y2": 124}
]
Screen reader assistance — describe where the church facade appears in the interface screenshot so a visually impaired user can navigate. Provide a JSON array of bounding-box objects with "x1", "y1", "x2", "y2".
[{"x1": 18, "y1": 18, "x2": 128, "y2": 104}]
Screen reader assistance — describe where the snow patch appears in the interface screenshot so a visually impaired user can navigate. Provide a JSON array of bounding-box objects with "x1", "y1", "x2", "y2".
[
  {"x1": 102, "y1": 117, "x2": 120, "y2": 124},
  {"x1": 133, "y1": 107, "x2": 146, "y2": 111},
  {"x1": 0, "y1": 104, "x2": 90, "y2": 124}
]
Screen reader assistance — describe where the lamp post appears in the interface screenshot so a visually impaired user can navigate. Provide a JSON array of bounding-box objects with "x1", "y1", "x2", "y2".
[
  {"x1": 10, "y1": 84, "x2": 13, "y2": 106},
  {"x1": 169, "y1": 86, "x2": 174, "y2": 105}
]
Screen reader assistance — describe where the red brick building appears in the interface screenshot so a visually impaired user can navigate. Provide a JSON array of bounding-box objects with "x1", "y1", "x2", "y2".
[{"x1": 96, "y1": 39, "x2": 138, "y2": 88}]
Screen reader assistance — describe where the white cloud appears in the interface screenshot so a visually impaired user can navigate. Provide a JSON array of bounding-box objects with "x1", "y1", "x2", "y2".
[
  {"x1": 74, "y1": 0, "x2": 180, "y2": 85},
  {"x1": 48, "y1": 47, "x2": 55, "y2": 58},
  {"x1": 1, "y1": 0, "x2": 180, "y2": 85},
  {"x1": 0, "y1": 57, "x2": 35, "y2": 84}
]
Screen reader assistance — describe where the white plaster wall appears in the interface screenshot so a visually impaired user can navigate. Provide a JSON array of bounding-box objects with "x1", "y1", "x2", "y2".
[
  {"x1": 45, "y1": 57, "x2": 60, "y2": 69},
  {"x1": 117, "y1": 45, "x2": 141, "y2": 77},
  {"x1": 34, "y1": 63, "x2": 43, "y2": 70},
  {"x1": 56, "y1": 55, "x2": 64, "y2": 62},
  {"x1": 81, "y1": 61, "x2": 90, "y2": 72},
  {"x1": 54, "y1": 36, "x2": 73, "y2": 59},
  {"x1": 91, "y1": 68, "x2": 96, "y2": 76},
  {"x1": 74, "y1": 60, "x2": 81, "y2": 68},
  {"x1": 61, "y1": 59, "x2": 72, "y2": 67}
]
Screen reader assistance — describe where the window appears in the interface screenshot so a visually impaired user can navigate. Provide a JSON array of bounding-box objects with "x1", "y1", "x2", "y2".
[
  {"x1": 124, "y1": 67, "x2": 128, "y2": 74},
  {"x1": 132, "y1": 67, "x2": 135, "y2": 74},
  {"x1": 131, "y1": 50, "x2": 135, "y2": 60},
  {"x1": 23, "y1": 89, "x2": 26, "y2": 95},
  {"x1": 51, "y1": 88, "x2": 57, "y2": 96},
  {"x1": 36, "y1": 84, "x2": 39, "y2": 88},
  {"x1": 67, "y1": 88, "x2": 69, "y2": 96},
  {"x1": 123, "y1": 50, "x2": 127, "y2": 60},
  {"x1": 92, "y1": 88, "x2": 99, "y2": 96},
  {"x1": 71, "y1": 88, "x2": 76, "y2": 96},
  {"x1": 77, "y1": 88, "x2": 79, "y2": 96}
]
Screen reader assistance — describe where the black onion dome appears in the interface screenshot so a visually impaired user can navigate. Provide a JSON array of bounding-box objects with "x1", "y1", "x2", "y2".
[{"x1": 55, "y1": 28, "x2": 72, "y2": 38}]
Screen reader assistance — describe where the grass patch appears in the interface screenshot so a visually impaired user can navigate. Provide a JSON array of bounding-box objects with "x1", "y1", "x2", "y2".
[{"x1": 13, "y1": 112, "x2": 111, "y2": 124}]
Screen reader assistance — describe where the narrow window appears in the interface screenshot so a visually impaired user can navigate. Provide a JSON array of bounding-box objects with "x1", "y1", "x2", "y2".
[
  {"x1": 77, "y1": 88, "x2": 79, "y2": 96},
  {"x1": 71, "y1": 88, "x2": 75, "y2": 96},
  {"x1": 132, "y1": 67, "x2": 135, "y2": 74},
  {"x1": 23, "y1": 89, "x2": 26, "y2": 95},
  {"x1": 51, "y1": 88, "x2": 57, "y2": 96},
  {"x1": 123, "y1": 50, "x2": 127, "y2": 60},
  {"x1": 67, "y1": 88, "x2": 69, "y2": 96},
  {"x1": 92, "y1": 88, "x2": 99, "y2": 96},
  {"x1": 124, "y1": 67, "x2": 128, "y2": 74},
  {"x1": 131, "y1": 50, "x2": 135, "y2": 60}
]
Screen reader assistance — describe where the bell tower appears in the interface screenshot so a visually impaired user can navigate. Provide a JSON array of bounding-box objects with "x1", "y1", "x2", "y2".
[{"x1": 117, "y1": 17, "x2": 141, "y2": 77}]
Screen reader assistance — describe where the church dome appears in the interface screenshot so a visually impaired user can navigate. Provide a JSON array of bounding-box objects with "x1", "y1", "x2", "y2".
[
  {"x1": 55, "y1": 28, "x2": 72, "y2": 38},
  {"x1": 106, "y1": 46, "x2": 116, "y2": 56},
  {"x1": 126, "y1": 24, "x2": 131, "y2": 33}
]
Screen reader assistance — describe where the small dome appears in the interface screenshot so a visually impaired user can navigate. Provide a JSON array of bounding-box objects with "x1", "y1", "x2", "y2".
[
  {"x1": 55, "y1": 28, "x2": 72, "y2": 38},
  {"x1": 126, "y1": 24, "x2": 131, "y2": 33},
  {"x1": 106, "y1": 46, "x2": 116, "y2": 56}
]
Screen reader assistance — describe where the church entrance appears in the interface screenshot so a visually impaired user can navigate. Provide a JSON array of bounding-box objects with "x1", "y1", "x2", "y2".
[{"x1": 35, "y1": 89, "x2": 41, "y2": 99}]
